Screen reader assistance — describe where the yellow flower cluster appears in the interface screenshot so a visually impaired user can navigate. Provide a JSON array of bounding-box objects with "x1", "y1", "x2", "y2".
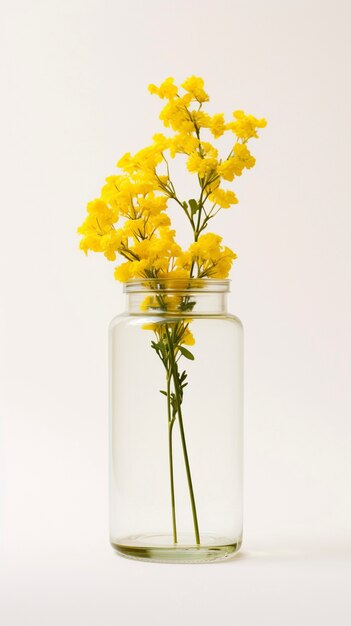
[
  {"x1": 226, "y1": 110, "x2": 267, "y2": 140},
  {"x1": 78, "y1": 75, "x2": 266, "y2": 284},
  {"x1": 147, "y1": 76, "x2": 265, "y2": 210},
  {"x1": 179, "y1": 233, "x2": 237, "y2": 279},
  {"x1": 142, "y1": 320, "x2": 195, "y2": 348}
]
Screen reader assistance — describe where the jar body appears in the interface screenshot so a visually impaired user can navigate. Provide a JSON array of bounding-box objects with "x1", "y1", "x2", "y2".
[{"x1": 109, "y1": 282, "x2": 243, "y2": 563}]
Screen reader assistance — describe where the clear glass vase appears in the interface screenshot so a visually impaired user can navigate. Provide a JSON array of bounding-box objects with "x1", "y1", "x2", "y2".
[{"x1": 109, "y1": 278, "x2": 243, "y2": 563}]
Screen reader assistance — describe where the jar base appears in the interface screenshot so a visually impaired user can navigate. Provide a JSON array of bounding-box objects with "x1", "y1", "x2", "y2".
[{"x1": 111, "y1": 533, "x2": 242, "y2": 563}]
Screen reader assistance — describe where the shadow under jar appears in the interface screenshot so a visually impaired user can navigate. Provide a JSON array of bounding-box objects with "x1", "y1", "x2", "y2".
[{"x1": 109, "y1": 278, "x2": 243, "y2": 563}]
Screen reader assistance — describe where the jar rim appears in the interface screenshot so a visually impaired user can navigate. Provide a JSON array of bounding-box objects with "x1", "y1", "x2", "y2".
[{"x1": 124, "y1": 278, "x2": 230, "y2": 293}]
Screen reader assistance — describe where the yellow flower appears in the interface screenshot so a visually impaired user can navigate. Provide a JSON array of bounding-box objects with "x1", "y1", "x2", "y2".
[
  {"x1": 181, "y1": 327, "x2": 195, "y2": 346},
  {"x1": 82, "y1": 199, "x2": 117, "y2": 229},
  {"x1": 209, "y1": 113, "x2": 226, "y2": 138},
  {"x1": 100, "y1": 230, "x2": 125, "y2": 261},
  {"x1": 137, "y1": 193, "x2": 168, "y2": 216},
  {"x1": 140, "y1": 296, "x2": 160, "y2": 311},
  {"x1": 217, "y1": 158, "x2": 241, "y2": 181},
  {"x1": 78, "y1": 216, "x2": 125, "y2": 260},
  {"x1": 147, "y1": 213, "x2": 171, "y2": 230},
  {"x1": 79, "y1": 234, "x2": 101, "y2": 255},
  {"x1": 77, "y1": 199, "x2": 119, "y2": 256},
  {"x1": 122, "y1": 217, "x2": 147, "y2": 239},
  {"x1": 117, "y1": 139, "x2": 166, "y2": 176},
  {"x1": 200, "y1": 141, "x2": 218, "y2": 158},
  {"x1": 191, "y1": 111, "x2": 212, "y2": 129},
  {"x1": 186, "y1": 152, "x2": 218, "y2": 177},
  {"x1": 181, "y1": 76, "x2": 209, "y2": 103},
  {"x1": 159, "y1": 95, "x2": 194, "y2": 133},
  {"x1": 213, "y1": 247, "x2": 237, "y2": 278},
  {"x1": 208, "y1": 187, "x2": 238, "y2": 208},
  {"x1": 134, "y1": 169, "x2": 160, "y2": 190},
  {"x1": 100, "y1": 176, "x2": 135, "y2": 213},
  {"x1": 168, "y1": 133, "x2": 199, "y2": 158},
  {"x1": 161, "y1": 268, "x2": 191, "y2": 282},
  {"x1": 176, "y1": 251, "x2": 192, "y2": 271},
  {"x1": 133, "y1": 144, "x2": 164, "y2": 170},
  {"x1": 152, "y1": 133, "x2": 169, "y2": 152},
  {"x1": 227, "y1": 110, "x2": 267, "y2": 140},
  {"x1": 189, "y1": 233, "x2": 223, "y2": 259},
  {"x1": 114, "y1": 259, "x2": 148, "y2": 282},
  {"x1": 142, "y1": 322, "x2": 160, "y2": 332},
  {"x1": 233, "y1": 142, "x2": 256, "y2": 168},
  {"x1": 187, "y1": 233, "x2": 237, "y2": 278},
  {"x1": 217, "y1": 144, "x2": 256, "y2": 181},
  {"x1": 78, "y1": 75, "x2": 266, "y2": 286},
  {"x1": 148, "y1": 77, "x2": 178, "y2": 100},
  {"x1": 116, "y1": 152, "x2": 135, "y2": 174}
]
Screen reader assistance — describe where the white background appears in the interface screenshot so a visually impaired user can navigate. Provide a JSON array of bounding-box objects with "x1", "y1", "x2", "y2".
[{"x1": 1, "y1": 0, "x2": 351, "y2": 624}]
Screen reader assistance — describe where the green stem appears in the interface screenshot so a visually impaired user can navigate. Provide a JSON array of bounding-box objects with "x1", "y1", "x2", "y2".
[
  {"x1": 165, "y1": 324, "x2": 200, "y2": 545},
  {"x1": 167, "y1": 372, "x2": 177, "y2": 543}
]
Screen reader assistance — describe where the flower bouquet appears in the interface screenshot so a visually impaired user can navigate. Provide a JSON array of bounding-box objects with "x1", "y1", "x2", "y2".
[{"x1": 78, "y1": 76, "x2": 266, "y2": 562}]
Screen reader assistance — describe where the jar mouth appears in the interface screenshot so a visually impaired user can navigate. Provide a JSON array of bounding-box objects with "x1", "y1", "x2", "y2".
[{"x1": 124, "y1": 278, "x2": 230, "y2": 293}]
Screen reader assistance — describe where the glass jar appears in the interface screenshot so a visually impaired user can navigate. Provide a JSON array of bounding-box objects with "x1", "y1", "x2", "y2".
[{"x1": 109, "y1": 278, "x2": 243, "y2": 563}]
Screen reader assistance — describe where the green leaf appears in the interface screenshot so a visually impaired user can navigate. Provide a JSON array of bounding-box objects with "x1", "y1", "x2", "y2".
[
  {"x1": 151, "y1": 340, "x2": 163, "y2": 353},
  {"x1": 179, "y1": 370, "x2": 187, "y2": 382},
  {"x1": 189, "y1": 199, "x2": 199, "y2": 215},
  {"x1": 178, "y1": 345, "x2": 195, "y2": 360},
  {"x1": 179, "y1": 298, "x2": 196, "y2": 312},
  {"x1": 159, "y1": 390, "x2": 168, "y2": 396}
]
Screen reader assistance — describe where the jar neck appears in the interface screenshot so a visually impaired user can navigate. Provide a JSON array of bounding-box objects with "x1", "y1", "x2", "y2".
[{"x1": 124, "y1": 279, "x2": 230, "y2": 315}]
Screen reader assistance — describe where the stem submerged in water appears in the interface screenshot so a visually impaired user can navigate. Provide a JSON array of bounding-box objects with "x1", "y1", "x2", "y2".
[
  {"x1": 167, "y1": 372, "x2": 177, "y2": 543},
  {"x1": 165, "y1": 324, "x2": 200, "y2": 546}
]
